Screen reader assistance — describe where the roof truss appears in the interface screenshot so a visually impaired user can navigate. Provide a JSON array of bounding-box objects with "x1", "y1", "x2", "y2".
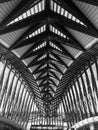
[{"x1": 0, "y1": 0, "x2": 98, "y2": 117}]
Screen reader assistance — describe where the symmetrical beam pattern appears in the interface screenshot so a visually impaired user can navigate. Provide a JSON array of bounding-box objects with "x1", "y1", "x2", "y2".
[
  {"x1": 61, "y1": 55, "x2": 98, "y2": 129},
  {"x1": 0, "y1": 0, "x2": 98, "y2": 129}
]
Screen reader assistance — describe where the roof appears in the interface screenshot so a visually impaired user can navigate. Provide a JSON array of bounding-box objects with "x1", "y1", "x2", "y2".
[{"x1": 0, "y1": 0, "x2": 98, "y2": 117}]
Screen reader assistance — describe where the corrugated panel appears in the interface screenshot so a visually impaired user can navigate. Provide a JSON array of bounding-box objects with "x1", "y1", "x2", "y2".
[
  {"x1": 13, "y1": 44, "x2": 33, "y2": 58},
  {"x1": 51, "y1": 77, "x2": 59, "y2": 85},
  {"x1": 29, "y1": 65, "x2": 39, "y2": 73},
  {"x1": 12, "y1": 50, "x2": 20, "y2": 58},
  {"x1": 60, "y1": 56, "x2": 73, "y2": 66},
  {"x1": 0, "y1": 0, "x2": 21, "y2": 23},
  {"x1": 63, "y1": 44, "x2": 83, "y2": 58},
  {"x1": 37, "y1": 79, "x2": 46, "y2": 85},
  {"x1": 66, "y1": 28, "x2": 97, "y2": 49},
  {"x1": 51, "y1": 69, "x2": 61, "y2": 79},
  {"x1": 72, "y1": 0, "x2": 98, "y2": 30},
  {"x1": 0, "y1": 27, "x2": 29, "y2": 48},
  {"x1": 35, "y1": 72, "x2": 44, "y2": 79},
  {"x1": 22, "y1": 56, "x2": 37, "y2": 66},
  {"x1": 53, "y1": 61, "x2": 65, "y2": 72}
]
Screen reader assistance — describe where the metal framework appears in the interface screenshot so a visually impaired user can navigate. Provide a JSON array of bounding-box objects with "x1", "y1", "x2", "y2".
[{"x1": 0, "y1": 0, "x2": 98, "y2": 130}]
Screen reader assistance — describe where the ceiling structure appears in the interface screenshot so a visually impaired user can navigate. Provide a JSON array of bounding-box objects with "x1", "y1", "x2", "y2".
[{"x1": 0, "y1": 0, "x2": 98, "y2": 122}]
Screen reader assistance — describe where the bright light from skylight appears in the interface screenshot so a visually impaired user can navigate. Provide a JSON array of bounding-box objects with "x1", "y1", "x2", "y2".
[
  {"x1": 7, "y1": 0, "x2": 45, "y2": 26},
  {"x1": 50, "y1": 0, "x2": 86, "y2": 27}
]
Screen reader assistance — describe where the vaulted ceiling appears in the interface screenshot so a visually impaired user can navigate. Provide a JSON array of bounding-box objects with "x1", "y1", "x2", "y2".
[{"x1": 0, "y1": 0, "x2": 98, "y2": 117}]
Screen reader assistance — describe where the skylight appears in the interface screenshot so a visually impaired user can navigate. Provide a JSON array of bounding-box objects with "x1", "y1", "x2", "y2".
[
  {"x1": 49, "y1": 54, "x2": 58, "y2": 61},
  {"x1": 26, "y1": 25, "x2": 46, "y2": 39},
  {"x1": 33, "y1": 41, "x2": 47, "y2": 52},
  {"x1": 7, "y1": 0, "x2": 45, "y2": 26},
  {"x1": 37, "y1": 54, "x2": 47, "y2": 61},
  {"x1": 50, "y1": 25, "x2": 67, "y2": 39},
  {"x1": 49, "y1": 41, "x2": 62, "y2": 52},
  {"x1": 50, "y1": 0, "x2": 86, "y2": 27}
]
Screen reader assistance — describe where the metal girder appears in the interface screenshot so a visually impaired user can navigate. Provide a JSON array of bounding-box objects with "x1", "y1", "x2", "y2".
[
  {"x1": 29, "y1": 58, "x2": 47, "y2": 67},
  {"x1": 50, "y1": 106, "x2": 59, "y2": 112},
  {"x1": 28, "y1": 56, "x2": 49, "y2": 67},
  {"x1": 12, "y1": 31, "x2": 73, "y2": 50},
  {"x1": 49, "y1": 78, "x2": 57, "y2": 87},
  {"x1": 58, "y1": 0, "x2": 98, "y2": 37},
  {"x1": 36, "y1": 66, "x2": 52, "y2": 76},
  {"x1": 53, "y1": 51, "x2": 71, "y2": 63},
  {"x1": 58, "y1": 51, "x2": 97, "y2": 101},
  {"x1": 22, "y1": 46, "x2": 51, "y2": 59},
  {"x1": 28, "y1": 53, "x2": 59, "y2": 68},
  {"x1": 33, "y1": 64, "x2": 46, "y2": 74},
  {"x1": 0, "y1": 11, "x2": 47, "y2": 35},
  {"x1": 37, "y1": 74, "x2": 49, "y2": 81},
  {"x1": 77, "y1": 0, "x2": 98, "y2": 6},
  {"x1": 36, "y1": 72, "x2": 47, "y2": 82},
  {"x1": 48, "y1": 32, "x2": 76, "y2": 48},
  {"x1": 24, "y1": 46, "x2": 71, "y2": 62},
  {"x1": 1, "y1": 0, "x2": 98, "y2": 116},
  {"x1": 37, "y1": 74, "x2": 55, "y2": 83},
  {"x1": 41, "y1": 86, "x2": 49, "y2": 93},
  {"x1": 38, "y1": 77, "x2": 47, "y2": 86},
  {"x1": 42, "y1": 90, "x2": 50, "y2": 97},
  {"x1": 12, "y1": 32, "x2": 47, "y2": 49},
  {"x1": 49, "y1": 75, "x2": 58, "y2": 82},
  {"x1": 29, "y1": 56, "x2": 45, "y2": 68},
  {"x1": 51, "y1": 23, "x2": 86, "y2": 51},
  {"x1": 42, "y1": 92, "x2": 54, "y2": 101},
  {"x1": 10, "y1": 23, "x2": 45, "y2": 50},
  {"x1": 50, "y1": 66, "x2": 62, "y2": 76},
  {"x1": 49, "y1": 71, "x2": 59, "y2": 81},
  {"x1": 51, "y1": 96, "x2": 61, "y2": 103},
  {"x1": 0, "y1": 0, "x2": 42, "y2": 26},
  {"x1": 50, "y1": 46, "x2": 69, "y2": 58},
  {"x1": 52, "y1": 53, "x2": 68, "y2": 68},
  {"x1": 51, "y1": 40, "x2": 75, "y2": 60},
  {"x1": 93, "y1": 55, "x2": 98, "y2": 80},
  {"x1": 49, "y1": 11, "x2": 98, "y2": 37},
  {"x1": 34, "y1": 66, "x2": 48, "y2": 75},
  {"x1": 0, "y1": 11, "x2": 61, "y2": 36},
  {"x1": 37, "y1": 71, "x2": 50, "y2": 82},
  {"x1": 21, "y1": 41, "x2": 44, "y2": 59},
  {"x1": 49, "y1": 85, "x2": 55, "y2": 92},
  {"x1": 39, "y1": 82, "x2": 49, "y2": 88},
  {"x1": 39, "y1": 78, "x2": 57, "y2": 88},
  {"x1": 55, "y1": 87, "x2": 66, "y2": 98},
  {"x1": 52, "y1": 99, "x2": 61, "y2": 106},
  {"x1": 50, "y1": 62, "x2": 63, "y2": 75},
  {"x1": 38, "y1": 78, "x2": 49, "y2": 86},
  {"x1": 51, "y1": 105, "x2": 60, "y2": 111},
  {"x1": 41, "y1": 85, "x2": 55, "y2": 93}
]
